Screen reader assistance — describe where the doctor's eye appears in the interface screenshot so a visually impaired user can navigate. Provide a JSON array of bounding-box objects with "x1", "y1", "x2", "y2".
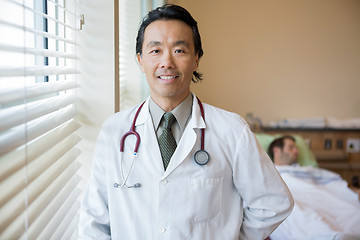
[
  {"x1": 175, "y1": 49, "x2": 185, "y2": 54},
  {"x1": 150, "y1": 49, "x2": 160, "y2": 54}
]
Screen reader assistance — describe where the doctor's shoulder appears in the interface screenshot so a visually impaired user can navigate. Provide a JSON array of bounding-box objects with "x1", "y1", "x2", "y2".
[
  {"x1": 203, "y1": 103, "x2": 249, "y2": 130},
  {"x1": 100, "y1": 104, "x2": 141, "y2": 133}
]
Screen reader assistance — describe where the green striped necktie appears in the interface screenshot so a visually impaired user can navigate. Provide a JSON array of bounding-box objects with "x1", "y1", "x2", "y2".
[{"x1": 158, "y1": 112, "x2": 177, "y2": 169}]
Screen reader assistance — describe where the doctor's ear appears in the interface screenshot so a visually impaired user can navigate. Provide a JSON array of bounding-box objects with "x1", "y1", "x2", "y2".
[
  {"x1": 137, "y1": 53, "x2": 145, "y2": 72},
  {"x1": 194, "y1": 55, "x2": 199, "y2": 71}
]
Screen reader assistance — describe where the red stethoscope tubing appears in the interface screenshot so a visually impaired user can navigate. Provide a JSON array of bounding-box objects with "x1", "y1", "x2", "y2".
[
  {"x1": 197, "y1": 97, "x2": 205, "y2": 150},
  {"x1": 119, "y1": 97, "x2": 205, "y2": 154},
  {"x1": 119, "y1": 101, "x2": 145, "y2": 153}
]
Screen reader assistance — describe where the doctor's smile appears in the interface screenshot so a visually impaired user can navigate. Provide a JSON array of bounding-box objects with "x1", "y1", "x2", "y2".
[{"x1": 158, "y1": 75, "x2": 179, "y2": 80}]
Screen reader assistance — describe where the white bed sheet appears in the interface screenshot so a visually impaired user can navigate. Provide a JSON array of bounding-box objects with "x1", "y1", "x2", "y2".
[{"x1": 271, "y1": 165, "x2": 360, "y2": 240}]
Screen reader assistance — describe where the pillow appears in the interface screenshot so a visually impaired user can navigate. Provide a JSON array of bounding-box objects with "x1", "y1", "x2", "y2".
[{"x1": 255, "y1": 133, "x2": 318, "y2": 167}]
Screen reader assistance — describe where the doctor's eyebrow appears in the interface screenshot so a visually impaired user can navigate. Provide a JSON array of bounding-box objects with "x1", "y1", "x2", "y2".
[
  {"x1": 174, "y1": 40, "x2": 191, "y2": 49},
  {"x1": 145, "y1": 40, "x2": 191, "y2": 49},
  {"x1": 146, "y1": 41, "x2": 161, "y2": 48}
]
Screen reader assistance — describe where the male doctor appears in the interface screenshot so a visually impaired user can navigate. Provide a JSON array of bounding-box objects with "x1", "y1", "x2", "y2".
[{"x1": 79, "y1": 4, "x2": 293, "y2": 240}]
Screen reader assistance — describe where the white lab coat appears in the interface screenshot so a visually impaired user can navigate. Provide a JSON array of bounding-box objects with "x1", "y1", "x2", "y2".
[{"x1": 79, "y1": 94, "x2": 293, "y2": 240}]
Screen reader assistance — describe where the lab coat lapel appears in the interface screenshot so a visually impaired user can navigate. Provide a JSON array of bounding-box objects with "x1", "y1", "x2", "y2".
[
  {"x1": 135, "y1": 99, "x2": 165, "y2": 175},
  {"x1": 163, "y1": 95, "x2": 206, "y2": 178}
]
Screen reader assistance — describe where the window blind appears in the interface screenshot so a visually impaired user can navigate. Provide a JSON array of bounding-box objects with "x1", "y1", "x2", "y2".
[{"x1": 0, "y1": 0, "x2": 81, "y2": 239}]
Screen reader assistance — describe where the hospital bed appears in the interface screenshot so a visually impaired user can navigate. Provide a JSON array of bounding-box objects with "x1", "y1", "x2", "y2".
[{"x1": 255, "y1": 134, "x2": 360, "y2": 240}]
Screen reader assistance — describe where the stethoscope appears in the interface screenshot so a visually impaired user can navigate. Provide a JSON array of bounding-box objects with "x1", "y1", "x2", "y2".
[{"x1": 114, "y1": 97, "x2": 210, "y2": 189}]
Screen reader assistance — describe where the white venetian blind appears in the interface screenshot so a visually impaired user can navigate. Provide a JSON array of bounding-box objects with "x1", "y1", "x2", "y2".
[{"x1": 0, "y1": 0, "x2": 81, "y2": 239}]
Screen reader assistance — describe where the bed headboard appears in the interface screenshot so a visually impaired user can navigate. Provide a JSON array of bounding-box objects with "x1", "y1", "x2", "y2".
[{"x1": 255, "y1": 133, "x2": 318, "y2": 167}]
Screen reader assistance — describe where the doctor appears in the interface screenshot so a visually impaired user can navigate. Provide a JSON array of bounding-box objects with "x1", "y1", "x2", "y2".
[{"x1": 79, "y1": 4, "x2": 293, "y2": 240}]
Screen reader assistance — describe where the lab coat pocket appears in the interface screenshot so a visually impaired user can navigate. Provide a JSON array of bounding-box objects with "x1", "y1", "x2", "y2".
[{"x1": 188, "y1": 177, "x2": 223, "y2": 223}]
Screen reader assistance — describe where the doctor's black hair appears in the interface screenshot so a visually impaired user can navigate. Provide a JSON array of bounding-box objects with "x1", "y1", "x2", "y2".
[
  {"x1": 268, "y1": 136, "x2": 296, "y2": 161},
  {"x1": 136, "y1": 4, "x2": 204, "y2": 82}
]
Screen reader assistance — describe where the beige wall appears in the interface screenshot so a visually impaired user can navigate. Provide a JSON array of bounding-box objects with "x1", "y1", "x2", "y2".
[{"x1": 169, "y1": 0, "x2": 360, "y2": 124}]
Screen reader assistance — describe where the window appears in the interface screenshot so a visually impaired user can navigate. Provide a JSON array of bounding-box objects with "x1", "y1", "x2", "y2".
[{"x1": 0, "y1": 0, "x2": 80, "y2": 238}]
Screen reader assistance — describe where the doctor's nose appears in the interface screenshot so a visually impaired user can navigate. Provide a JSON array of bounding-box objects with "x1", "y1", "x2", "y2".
[{"x1": 160, "y1": 51, "x2": 175, "y2": 69}]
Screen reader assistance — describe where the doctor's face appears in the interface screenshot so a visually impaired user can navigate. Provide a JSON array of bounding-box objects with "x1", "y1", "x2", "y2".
[{"x1": 137, "y1": 20, "x2": 199, "y2": 108}]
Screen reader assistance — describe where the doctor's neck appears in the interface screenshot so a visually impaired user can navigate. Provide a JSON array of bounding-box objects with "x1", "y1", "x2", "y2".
[{"x1": 150, "y1": 93, "x2": 191, "y2": 112}]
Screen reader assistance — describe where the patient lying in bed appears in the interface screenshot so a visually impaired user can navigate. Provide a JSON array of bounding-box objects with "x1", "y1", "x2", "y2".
[{"x1": 267, "y1": 136, "x2": 360, "y2": 240}]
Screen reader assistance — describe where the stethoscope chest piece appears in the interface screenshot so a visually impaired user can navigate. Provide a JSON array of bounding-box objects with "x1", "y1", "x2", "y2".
[{"x1": 194, "y1": 150, "x2": 210, "y2": 165}]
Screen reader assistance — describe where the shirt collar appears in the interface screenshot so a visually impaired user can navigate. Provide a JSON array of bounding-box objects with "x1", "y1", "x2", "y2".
[{"x1": 149, "y1": 93, "x2": 193, "y2": 132}]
